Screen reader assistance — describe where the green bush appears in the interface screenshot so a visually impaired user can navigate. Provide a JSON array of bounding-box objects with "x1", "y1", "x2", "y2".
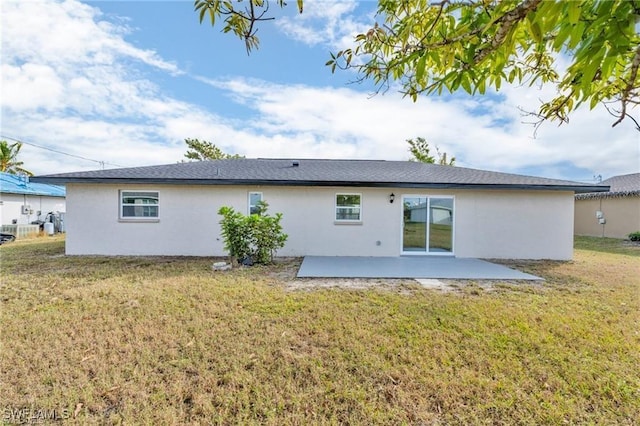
[
  {"x1": 218, "y1": 206, "x2": 251, "y2": 260},
  {"x1": 218, "y1": 201, "x2": 288, "y2": 265},
  {"x1": 628, "y1": 231, "x2": 640, "y2": 242}
]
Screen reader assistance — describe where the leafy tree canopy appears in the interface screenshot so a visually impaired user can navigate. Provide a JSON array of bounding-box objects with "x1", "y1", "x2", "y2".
[
  {"x1": 195, "y1": 0, "x2": 640, "y2": 130},
  {"x1": 184, "y1": 138, "x2": 244, "y2": 161},
  {"x1": 407, "y1": 137, "x2": 455, "y2": 165},
  {"x1": 0, "y1": 140, "x2": 33, "y2": 176}
]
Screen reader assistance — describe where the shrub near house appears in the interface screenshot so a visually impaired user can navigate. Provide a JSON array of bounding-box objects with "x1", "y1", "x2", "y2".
[{"x1": 218, "y1": 201, "x2": 287, "y2": 265}]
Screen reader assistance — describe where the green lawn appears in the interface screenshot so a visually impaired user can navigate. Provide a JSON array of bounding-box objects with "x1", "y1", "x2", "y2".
[
  {"x1": 574, "y1": 235, "x2": 640, "y2": 256},
  {"x1": 1, "y1": 236, "x2": 638, "y2": 424}
]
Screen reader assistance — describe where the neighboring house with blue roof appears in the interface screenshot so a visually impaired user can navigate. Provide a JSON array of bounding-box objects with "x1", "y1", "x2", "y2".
[
  {"x1": 32, "y1": 159, "x2": 609, "y2": 260},
  {"x1": 0, "y1": 172, "x2": 66, "y2": 226}
]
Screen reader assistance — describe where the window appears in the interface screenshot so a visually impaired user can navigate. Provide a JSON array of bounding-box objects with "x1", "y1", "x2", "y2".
[
  {"x1": 248, "y1": 192, "x2": 263, "y2": 215},
  {"x1": 120, "y1": 191, "x2": 159, "y2": 219},
  {"x1": 335, "y1": 193, "x2": 361, "y2": 222}
]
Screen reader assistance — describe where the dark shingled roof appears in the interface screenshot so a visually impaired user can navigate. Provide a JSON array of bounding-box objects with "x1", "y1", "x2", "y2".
[
  {"x1": 575, "y1": 172, "x2": 640, "y2": 199},
  {"x1": 31, "y1": 159, "x2": 609, "y2": 193}
]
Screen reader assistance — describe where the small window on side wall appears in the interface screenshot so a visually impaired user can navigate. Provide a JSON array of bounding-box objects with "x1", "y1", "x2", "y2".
[
  {"x1": 249, "y1": 192, "x2": 263, "y2": 215},
  {"x1": 120, "y1": 191, "x2": 159, "y2": 219},
  {"x1": 335, "y1": 193, "x2": 361, "y2": 222}
]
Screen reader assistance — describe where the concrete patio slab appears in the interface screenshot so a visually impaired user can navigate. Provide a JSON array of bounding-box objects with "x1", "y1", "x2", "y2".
[{"x1": 297, "y1": 256, "x2": 542, "y2": 280}]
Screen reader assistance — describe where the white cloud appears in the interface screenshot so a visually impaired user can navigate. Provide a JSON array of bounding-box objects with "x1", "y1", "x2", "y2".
[
  {"x1": 2, "y1": 0, "x2": 181, "y2": 74},
  {"x1": 1, "y1": 64, "x2": 65, "y2": 110},
  {"x1": 1, "y1": 0, "x2": 189, "y2": 128},
  {"x1": 204, "y1": 77, "x2": 639, "y2": 179},
  {"x1": 1, "y1": 0, "x2": 637, "y2": 182},
  {"x1": 1, "y1": 0, "x2": 192, "y2": 172},
  {"x1": 276, "y1": 0, "x2": 369, "y2": 51}
]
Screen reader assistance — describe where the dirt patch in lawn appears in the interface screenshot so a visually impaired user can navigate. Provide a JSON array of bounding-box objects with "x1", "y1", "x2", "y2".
[
  {"x1": 286, "y1": 277, "x2": 420, "y2": 292},
  {"x1": 285, "y1": 277, "x2": 545, "y2": 294}
]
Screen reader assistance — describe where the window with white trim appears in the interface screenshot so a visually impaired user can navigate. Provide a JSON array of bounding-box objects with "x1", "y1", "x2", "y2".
[
  {"x1": 248, "y1": 192, "x2": 263, "y2": 215},
  {"x1": 120, "y1": 191, "x2": 159, "y2": 219},
  {"x1": 335, "y1": 193, "x2": 361, "y2": 221}
]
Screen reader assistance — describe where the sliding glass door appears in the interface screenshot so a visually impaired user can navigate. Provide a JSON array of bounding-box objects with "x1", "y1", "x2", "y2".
[{"x1": 402, "y1": 196, "x2": 454, "y2": 255}]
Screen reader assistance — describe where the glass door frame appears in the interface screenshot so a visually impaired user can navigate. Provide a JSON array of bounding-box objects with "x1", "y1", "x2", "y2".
[{"x1": 400, "y1": 194, "x2": 455, "y2": 256}]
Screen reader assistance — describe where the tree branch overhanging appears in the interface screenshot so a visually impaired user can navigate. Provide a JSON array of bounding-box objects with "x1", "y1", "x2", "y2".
[
  {"x1": 612, "y1": 43, "x2": 640, "y2": 128},
  {"x1": 472, "y1": 0, "x2": 543, "y2": 64},
  {"x1": 196, "y1": 0, "x2": 640, "y2": 131}
]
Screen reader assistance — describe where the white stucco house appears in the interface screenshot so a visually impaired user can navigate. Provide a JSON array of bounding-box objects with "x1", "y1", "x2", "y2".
[
  {"x1": 31, "y1": 159, "x2": 608, "y2": 260},
  {"x1": 0, "y1": 172, "x2": 66, "y2": 226}
]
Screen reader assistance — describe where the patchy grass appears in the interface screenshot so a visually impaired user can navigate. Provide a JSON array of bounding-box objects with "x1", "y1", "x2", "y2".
[
  {"x1": 575, "y1": 235, "x2": 640, "y2": 257},
  {"x1": 1, "y1": 236, "x2": 639, "y2": 424}
]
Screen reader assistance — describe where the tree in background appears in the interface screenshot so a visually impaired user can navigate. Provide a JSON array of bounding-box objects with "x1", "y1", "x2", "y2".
[
  {"x1": 408, "y1": 137, "x2": 455, "y2": 166},
  {"x1": 184, "y1": 138, "x2": 244, "y2": 161},
  {"x1": 195, "y1": 0, "x2": 639, "y2": 130},
  {"x1": 434, "y1": 148, "x2": 455, "y2": 167},
  {"x1": 0, "y1": 140, "x2": 33, "y2": 176}
]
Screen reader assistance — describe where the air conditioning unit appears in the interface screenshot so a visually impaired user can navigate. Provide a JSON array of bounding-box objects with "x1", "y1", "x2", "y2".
[{"x1": 21, "y1": 205, "x2": 31, "y2": 215}]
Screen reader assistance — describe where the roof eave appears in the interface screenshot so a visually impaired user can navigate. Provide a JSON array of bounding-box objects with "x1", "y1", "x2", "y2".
[
  {"x1": 576, "y1": 189, "x2": 640, "y2": 199},
  {"x1": 0, "y1": 190, "x2": 66, "y2": 197},
  {"x1": 30, "y1": 176, "x2": 606, "y2": 192}
]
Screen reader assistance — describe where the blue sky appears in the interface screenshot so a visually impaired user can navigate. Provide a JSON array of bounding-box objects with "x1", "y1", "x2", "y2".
[{"x1": 1, "y1": 0, "x2": 638, "y2": 181}]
